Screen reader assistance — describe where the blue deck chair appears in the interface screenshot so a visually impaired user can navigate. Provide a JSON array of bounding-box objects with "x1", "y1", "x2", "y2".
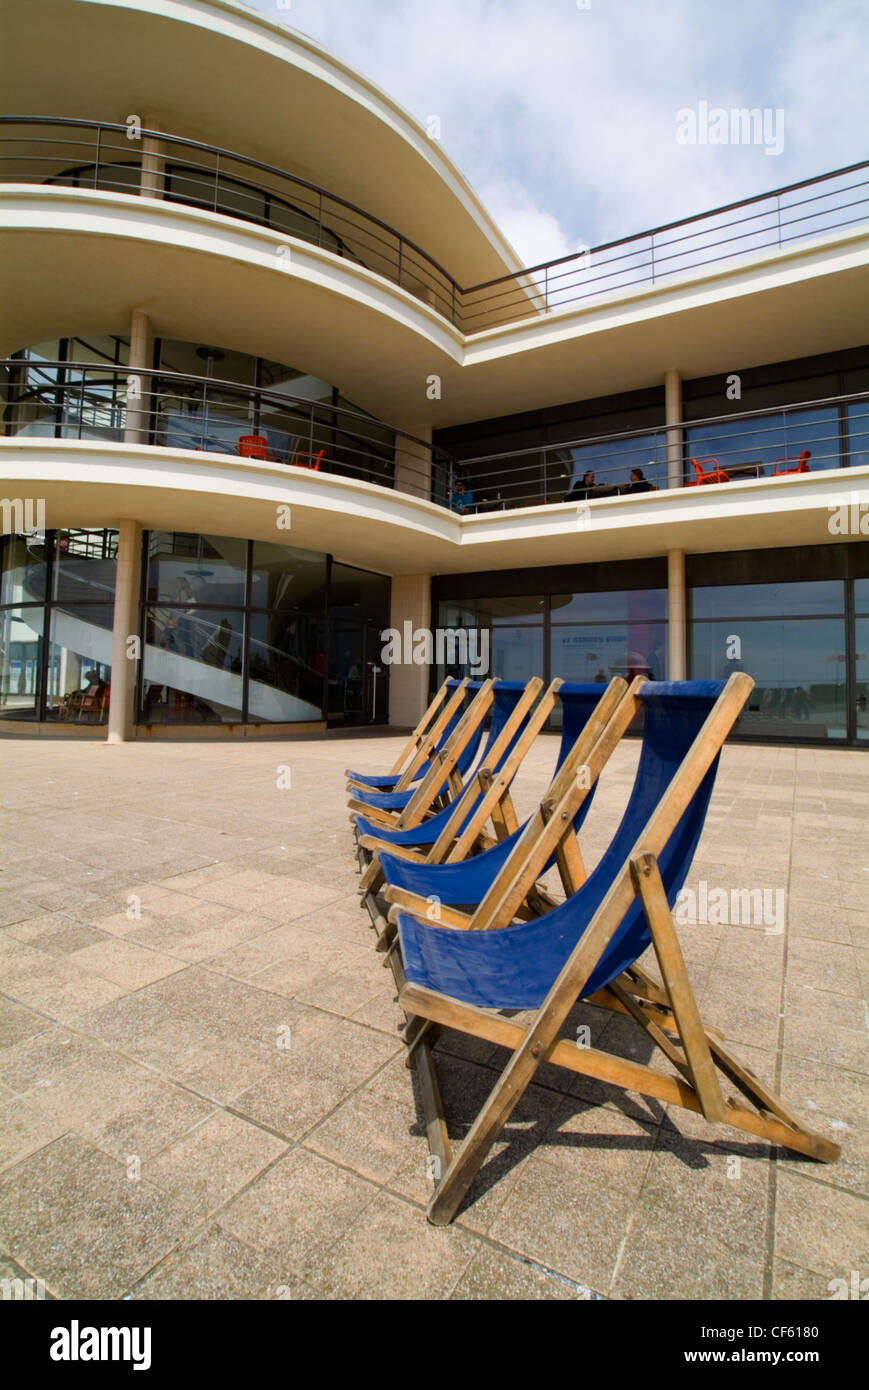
[
  {"x1": 346, "y1": 679, "x2": 466, "y2": 792},
  {"x1": 347, "y1": 679, "x2": 494, "y2": 823},
  {"x1": 347, "y1": 681, "x2": 492, "y2": 811},
  {"x1": 357, "y1": 679, "x2": 628, "y2": 945},
  {"x1": 386, "y1": 675, "x2": 839, "y2": 1225},
  {"x1": 365, "y1": 680, "x2": 631, "y2": 922}
]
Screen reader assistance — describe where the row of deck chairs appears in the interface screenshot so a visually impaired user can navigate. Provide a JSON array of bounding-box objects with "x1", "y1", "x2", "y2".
[{"x1": 346, "y1": 675, "x2": 839, "y2": 1226}]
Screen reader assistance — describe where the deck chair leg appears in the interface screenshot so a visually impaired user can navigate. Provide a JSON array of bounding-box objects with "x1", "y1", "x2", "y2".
[
  {"x1": 631, "y1": 851, "x2": 727, "y2": 1124},
  {"x1": 426, "y1": 886, "x2": 630, "y2": 1225}
]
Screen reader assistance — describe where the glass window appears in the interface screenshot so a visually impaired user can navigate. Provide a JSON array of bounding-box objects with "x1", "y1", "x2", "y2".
[
  {"x1": 557, "y1": 433, "x2": 667, "y2": 495},
  {"x1": 330, "y1": 563, "x2": 390, "y2": 626},
  {"x1": 141, "y1": 607, "x2": 245, "y2": 724},
  {"x1": 690, "y1": 617, "x2": 847, "y2": 739},
  {"x1": 551, "y1": 590, "x2": 667, "y2": 623},
  {"x1": 856, "y1": 616, "x2": 869, "y2": 742},
  {"x1": 855, "y1": 579, "x2": 869, "y2": 613},
  {"x1": 490, "y1": 626, "x2": 544, "y2": 682},
  {"x1": 551, "y1": 623, "x2": 667, "y2": 684},
  {"x1": 247, "y1": 612, "x2": 324, "y2": 722},
  {"x1": 45, "y1": 605, "x2": 113, "y2": 721},
  {"x1": 440, "y1": 596, "x2": 544, "y2": 627},
  {"x1": 690, "y1": 581, "x2": 844, "y2": 620},
  {"x1": 848, "y1": 400, "x2": 869, "y2": 471},
  {"x1": 146, "y1": 533, "x2": 247, "y2": 608},
  {"x1": 1, "y1": 534, "x2": 48, "y2": 605},
  {"x1": 0, "y1": 606, "x2": 43, "y2": 720},
  {"x1": 328, "y1": 622, "x2": 365, "y2": 722},
  {"x1": 52, "y1": 529, "x2": 117, "y2": 602},
  {"x1": 250, "y1": 543, "x2": 327, "y2": 612},
  {"x1": 686, "y1": 406, "x2": 838, "y2": 479}
]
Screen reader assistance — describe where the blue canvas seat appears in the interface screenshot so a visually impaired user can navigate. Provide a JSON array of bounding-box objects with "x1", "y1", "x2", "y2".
[
  {"x1": 346, "y1": 679, "x2": 465, "y2": 790},
  {"x1": 355, "y1": 679, "x2": 630, "y2": 939},
  {"x1": 349, "y1": 680, "x2": 490, "y2": 813},
  {"x1": 396, "y1": 681, "x2": 723, "y2": 1006},
  {"x1": 374, "y1": 674, "x2": 839, "y2": 1226},
  {"x1": 373, "y1": 683, "x2": 610, "y2": 892}
]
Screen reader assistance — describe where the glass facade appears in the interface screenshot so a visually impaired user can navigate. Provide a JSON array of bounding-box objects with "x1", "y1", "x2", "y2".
[
  {"x1": 688, "y1": 581, "x2": 848, "y2": 740},
  {"x1": 0, "y1": 529, "x2": 389, "y2": 727},
  {"x1": 0, "y1": 529, "x2": 117, "y2": 723},
  {"x1": 3, "y1": 336, "x2": 398, "y2": 490},
  {"x1": 436, "y1": 588, "x2": 667, "y2": 704},
  {"x1": 434, "y1": 552, "x2": 869, "y2": 744},
  {"x1": 855, "y1": 578, "x2": 869, "y2": 744}
]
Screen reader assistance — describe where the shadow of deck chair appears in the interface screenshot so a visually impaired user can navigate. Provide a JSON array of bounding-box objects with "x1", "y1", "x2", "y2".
[
  {"x1": 346, "y1": 678, "x2": 466, "y2": 793},
  {"x1": 348, "y1": 677, "x2": 506, "y2": 832},
  {"x1": 359, "y1": 678, "x2": 630, "y2": 946},
  {"x1": 389, "y1": 675, "x2": 839, "y2": 1225}
]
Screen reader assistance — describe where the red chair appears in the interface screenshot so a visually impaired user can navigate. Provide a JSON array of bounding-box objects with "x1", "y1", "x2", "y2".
[
  {"x1": 686, "y1": 456, "x2": 731, "y2": 486},
  {"x1": 291, "y1": 448, "x2": 325, "y2": 471},
  {"x1": 237, "y1": 434, "x2": 269, "y2": 460},
  {"x1": 773, "y1": 449, "x2": 811, "y2": 476}
]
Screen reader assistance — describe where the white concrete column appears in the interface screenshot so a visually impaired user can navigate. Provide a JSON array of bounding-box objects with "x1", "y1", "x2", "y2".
[
  {"x1": 388, "y1": 574, "x2": 431, "y2": 726},
  {"x1": 665, "y1": 368, "x2": 683, "y2": 491},
  {"x1": 668, "y1": 548, "x2": 687, "y2": 680},
  {"x1": 124, "y1": 310, "x2": 153, "y2": 445},
  {"x1": 107, "y1": 519, "x2": 142, "y2": 743},
  {"x1": 394, "y1": 424, "x2": 433, "y2": 500},
  {"x1": 139, "y1": 123, "x2": 165, "y2": 200}
]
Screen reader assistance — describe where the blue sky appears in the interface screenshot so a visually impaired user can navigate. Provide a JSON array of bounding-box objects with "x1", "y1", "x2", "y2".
[{"x1": 243, "y1": 0, "x2": 868, "y2": 266}]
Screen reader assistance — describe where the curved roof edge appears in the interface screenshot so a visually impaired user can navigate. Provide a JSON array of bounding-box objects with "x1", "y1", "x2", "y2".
[{"x1": 75, "y1": 0, "x2": 525, "y2": 279}]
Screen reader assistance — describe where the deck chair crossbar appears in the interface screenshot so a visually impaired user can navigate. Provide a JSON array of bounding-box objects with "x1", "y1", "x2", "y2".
[
  {"x1": 358, "y1": 675, "x2": 561, "y2": 891},
  {"x1": 381, "y1": 675, "x2": 641, "y2": 933},
  {"x1": 346, "y1": 678, "x2": 468, "y2": 793},
  {"x1": 388, "y1": 674, "x2": 839, "y2": 1225},
  {"x1": 347, "y1": 679, "x2": 496, "y2": 829}
]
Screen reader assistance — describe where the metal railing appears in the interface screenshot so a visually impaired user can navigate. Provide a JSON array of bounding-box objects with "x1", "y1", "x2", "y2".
[
  {"x1": 0, "y1": 359, "x2": 453, "y2": 498},
  {"x1": 459, "y1": 160, "x2": 869, "y2": 330},
  {"x1": 1, "y1": 118, "x2": 866, "y2": 333},
  {"x1": 4, "y1": 362, "x2": 865, "y2": 515},
  {"x1": 446, "y1": 391, "x2": 869, "y2": 511},
  {"x1": 0, "y1": 117, "x2": 462, "y2": 322}
]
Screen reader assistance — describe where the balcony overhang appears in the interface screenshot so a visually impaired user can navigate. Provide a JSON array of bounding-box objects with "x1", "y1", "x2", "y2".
[
  {"x1": 0, "y1": 0, "x2": 521, "y2": 286},
  {"x1": 2, "y1": 189, "x2": 868, "y2": 429},
  {"x1": 2, "y1": 439, "x2": 866, "y2": 575}
]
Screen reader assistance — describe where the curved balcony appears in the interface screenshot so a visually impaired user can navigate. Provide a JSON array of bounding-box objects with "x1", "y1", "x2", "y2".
[
  {"x1": 0, "y1": 117, "x2": 464, "y2": 324},
  {"x1": 1, "y1": 119, "x2": 867, "y2": 336},
  {"x1": 1, "y1": 358, "x2": 452, "y2": 501}
]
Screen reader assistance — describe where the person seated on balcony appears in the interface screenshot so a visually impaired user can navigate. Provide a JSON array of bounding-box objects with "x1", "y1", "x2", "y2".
[
  {"x1": 564, "y1": 470, "x2": 596, "y2": 501},
  {"x1": 624, "y1": 467, "x2": 654, "y2": 493},
  {"x1": 450, "y1": 478, "x2": 475, "y2": 514}
]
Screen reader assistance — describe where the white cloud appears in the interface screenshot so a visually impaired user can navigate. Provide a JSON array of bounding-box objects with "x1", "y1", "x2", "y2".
[
  {"x1": 475, "y1": 179, "x2": 574, "y2": 267},
  {"x1": 247, "y1": 0, "x2": 869, "y2": 263}
]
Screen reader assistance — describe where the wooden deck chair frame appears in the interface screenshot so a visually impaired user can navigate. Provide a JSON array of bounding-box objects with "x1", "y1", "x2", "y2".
[
  {"x1": 346, "y1": 678, "x2": 465, "y2": 793},
  {"x1": 356, "y1": 675, "x2": 551, "y2": 917},
  {"x1": 358, "y1": 675, "x2": 607, "y2": 947},
  {"x1": 382, "y1": 674, "x2": 643, "y2": 933},
  {"x1": 348, "y1": 678, "x2": 497, "y2": 830},
  {"x1": 389, "y1": 673, "x2": 839, "y2": 1225}
]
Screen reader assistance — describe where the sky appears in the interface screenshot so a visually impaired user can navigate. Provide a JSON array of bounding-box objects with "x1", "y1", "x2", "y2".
[{"x1": 242, "y1": 0, "x2": 869, "y2": 268}]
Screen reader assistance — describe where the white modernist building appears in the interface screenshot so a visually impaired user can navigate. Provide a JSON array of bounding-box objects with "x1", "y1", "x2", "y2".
[{"x1": 1, "y1": 0, "x2": 868, "y2": 744}]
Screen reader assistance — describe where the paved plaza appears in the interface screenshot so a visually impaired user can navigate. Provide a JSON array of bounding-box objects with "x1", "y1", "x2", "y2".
[{"x1": 0, "y1": 730, "x2": 866, "y2": 1300}]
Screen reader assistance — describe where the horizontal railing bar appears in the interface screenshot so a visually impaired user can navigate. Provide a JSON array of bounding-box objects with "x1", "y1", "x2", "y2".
[
  {"x1": 463, "y1": 157, "x2": 869, "y2": 293},
  {"x1": 448, "y1": 390, "x2": 869, "y2": 471},
  {"x1": 0, "y1": 116, "x2": 461, "y2": 295},
  {"x1": 1, "y1": 359, "x2": 453, "y2": 463},
  {"x1": 1, "y1": 118, "x2": 866, "y2": 336}
]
